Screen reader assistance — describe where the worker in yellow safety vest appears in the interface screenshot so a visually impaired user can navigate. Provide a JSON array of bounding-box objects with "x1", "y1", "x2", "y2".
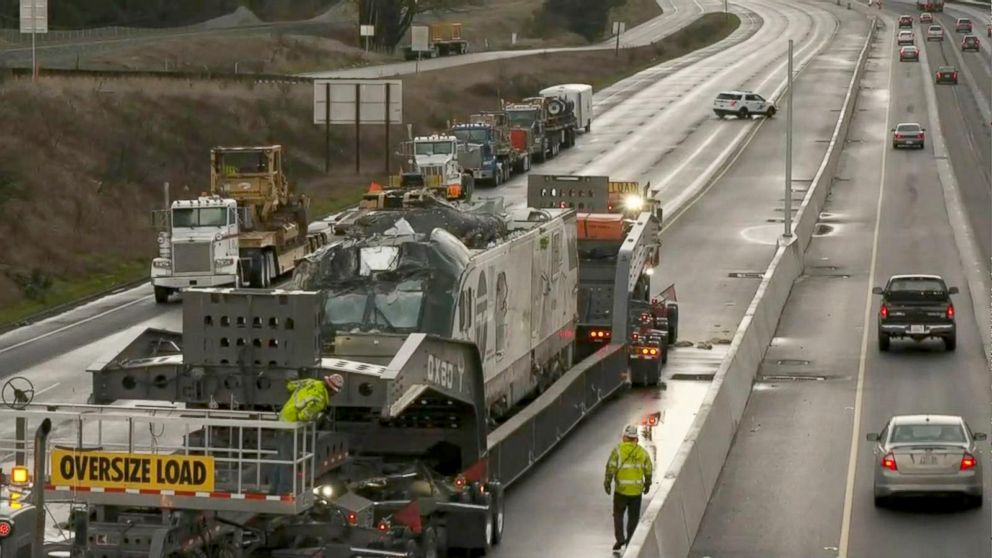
[
  {"x1": 270, "y1": 374, "x2": 344, "y2": 495},
  {"x1": 604, "y1": 424, "x2": 653, "y2": 551}
]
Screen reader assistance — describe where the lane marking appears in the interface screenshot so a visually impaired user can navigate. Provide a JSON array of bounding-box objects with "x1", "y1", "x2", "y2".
[
  {"x1": 0, "y1": 295, "x2": 150, "y2": 356},
  {"x1": 837, "y1": 17, "x2": 896, "y2": 556},
  {"x1": 35, "y1": 382, "x2": 61, "y2": 397}
]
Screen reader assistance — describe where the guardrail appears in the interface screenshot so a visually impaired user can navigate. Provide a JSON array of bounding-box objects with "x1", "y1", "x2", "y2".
[
  {"x1": 623, "y1": 15, "x2": 878, "y2": 557},
  {"x1": 489, "y1": 344, "x2": 627, "y2": 487},
  {"x1": 1, "y1": 66, "x2": 315, "y2": 83}
]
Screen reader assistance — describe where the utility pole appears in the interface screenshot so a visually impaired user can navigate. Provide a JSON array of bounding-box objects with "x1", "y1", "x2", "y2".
[
  {"x1": 31, "y1": 0, "x2": 37, "y2": 81},
  {"x1": 784, "y1": 39, "x2": 794, "y2": 238}
]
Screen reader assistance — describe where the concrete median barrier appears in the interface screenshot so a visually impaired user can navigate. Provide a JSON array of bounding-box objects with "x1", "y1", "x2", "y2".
[{"x1": 623, "y1": 16, "x2": 878, "y2": 558}]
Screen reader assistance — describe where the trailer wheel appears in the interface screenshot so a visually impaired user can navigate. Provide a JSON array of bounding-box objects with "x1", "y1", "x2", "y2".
[
  {"x1": 490, "y1": 482, "x2": 505, "y2": 545},
  {"x1": 153, "y1": 286, "x2": 172, "y2": 304},
  {"x1": 478, "y1": 494, "x2": 494, "y2": 554},
  {"x1": 666, "y1": 303, "x2": 680, "y2": 345},
  {"x1": 421, "y1": 525, "x2": 440, "y2": 558}
]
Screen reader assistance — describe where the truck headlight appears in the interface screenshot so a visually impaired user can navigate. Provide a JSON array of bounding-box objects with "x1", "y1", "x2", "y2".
[
  {"x1": 157, "y1": 232, "x2": 170, "y2": 246},
  {"x1": 152, "y1": 259, "x2": 172, "y2": 269},
  {"x1": 313, "y1": 484, "x2": 333, "y2": 500},
  {"x1": 623, "y1": 195, "x2": 644, "y2": 212},
  {"x1": 214, "y1": 258, "x2": 235, "y2": 267}
]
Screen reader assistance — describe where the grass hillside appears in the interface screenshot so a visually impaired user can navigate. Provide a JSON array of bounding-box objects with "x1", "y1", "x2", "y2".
[{"x1": 0, "y1": 13, "x2": 740, "y2": 324}]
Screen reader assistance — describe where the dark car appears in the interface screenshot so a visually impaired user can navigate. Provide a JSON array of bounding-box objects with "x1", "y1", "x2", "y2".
[
  {"x1": 936, "y1": 65, "x2": 958, "y2": 84},
  {"x1": 899, "y1": 15, "x2": 913, "y2": 28},
  {"x1": 962, "y1": 35, "x2": 981, "y2": 51},
  {"x1": 874, "y1": 274, "x2": 958, "y2": 351}
]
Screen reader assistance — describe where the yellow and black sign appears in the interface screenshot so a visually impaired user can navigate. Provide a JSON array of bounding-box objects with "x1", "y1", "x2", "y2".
[
  {"x1": 608, "y1": 181, "x2": 641, "y2": 194},
  {"x1": 50, "y1": 450, "x2": 215, "y2": 492}
]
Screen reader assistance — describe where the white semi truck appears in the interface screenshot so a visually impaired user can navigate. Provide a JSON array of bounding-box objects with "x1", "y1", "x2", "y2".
[{"x1": 150, "y1": 145, "x2": 331, "y2": 303}]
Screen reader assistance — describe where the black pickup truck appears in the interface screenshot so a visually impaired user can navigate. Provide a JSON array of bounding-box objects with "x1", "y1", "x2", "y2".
[{"x1": 874, "y1": 274, "x2": 959, "y2": 351}]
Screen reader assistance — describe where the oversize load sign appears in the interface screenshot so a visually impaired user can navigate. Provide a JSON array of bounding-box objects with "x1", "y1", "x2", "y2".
[
  {"x1": 608, "y1": 181, "x2": 640, "y2": 194},
  {"x1": 51, "y1": 450, "x2": 215, "y2": 492}
]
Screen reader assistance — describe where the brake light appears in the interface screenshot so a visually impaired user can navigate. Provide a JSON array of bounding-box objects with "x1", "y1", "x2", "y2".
[
  {"x1": 590, "y1": 330, "x2": 612, "y2": 340},
  {"x1": 454, "y1": 474, "x2": 466, "y2": 489},
  {"x1": 952, "y1": 72, "x2": 958, "y2": 79},
  {"x1": 0, "y1": 520, "x2": 11, "y2": 539},
  {"x1": 917, "y1": 133, "x2": 924, "y2": 139},
  {"x1": 377, "y1": 520, "x2": 390, "y2": 532},
  {"x1": 894, "y1": 133, "x2": 902, "y2": 139},
  {"x1": 947, "y1": 304, "x2": 955, "y2": 318},
  {"x1": 346, "y1": 511, "x2": 358, "y2": 525},
  {"x1": 881, "y1": 452, "x2": 898, "y2": 471},
  {"x1": 880, "y1": 304, "x2": 889, "y2": 319},
  {"x1": 961, "y1": 453, "x2": 977, "y2": 470}
]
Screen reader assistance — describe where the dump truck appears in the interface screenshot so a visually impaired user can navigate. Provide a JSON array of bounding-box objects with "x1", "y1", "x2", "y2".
[
  {"x1": 528, "y1": 175, "x2": 678, "y2": 386},
  {"x1": 150, "y1": 146, "x2": 332, "y2": 303},
  {"x1": 449, "y1": 112, "x2": 530, "y2": 185},
  {"x1": 403, "y1": 22, "x2": 470, "y2": 59},
  {"x1": 390, "y1": 134, "x2": 476, "y2": 200},
  {"x1": 504, "y1": 95, "x2": 578, "y2": 164}
]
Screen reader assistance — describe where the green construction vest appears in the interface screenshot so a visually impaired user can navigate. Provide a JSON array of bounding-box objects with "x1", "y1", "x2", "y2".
[
  {"x1": 279, "y1": 379, "x2": 330, "y2": 423},
  {"x1": 605, "y1": 441, "x2": 653, "y2": 496}
]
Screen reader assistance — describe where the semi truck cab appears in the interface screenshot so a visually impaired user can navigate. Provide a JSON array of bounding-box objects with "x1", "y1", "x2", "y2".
[{"x1": 151, "y1": 196, "x2": 241, "y2": 301}]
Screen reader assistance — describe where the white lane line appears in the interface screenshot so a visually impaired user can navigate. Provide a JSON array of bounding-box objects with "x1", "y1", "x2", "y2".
[
  {"x1": 34, "y1": 382, "x2": 61, "y2": 397},
  {"x1": 0, "y1": 295, "x2": 150, "y2": 356},
  {"x1": 837, "y1": 17, "x2": 896, "y2": 557}
]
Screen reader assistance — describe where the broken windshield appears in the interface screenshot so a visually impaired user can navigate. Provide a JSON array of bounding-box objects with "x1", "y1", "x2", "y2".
[{"x1": 323, "y1": 279, "x2": 426, "y2": 332}]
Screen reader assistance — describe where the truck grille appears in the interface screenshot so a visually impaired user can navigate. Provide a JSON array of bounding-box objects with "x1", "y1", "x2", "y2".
[{"x1": 173, "y1": 242, "x2": 212, "y2": 273}]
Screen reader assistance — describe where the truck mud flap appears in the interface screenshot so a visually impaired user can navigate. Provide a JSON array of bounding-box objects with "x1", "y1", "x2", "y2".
[{"x1": 437, "y1": 501, "x2": 491, "y2": 549}]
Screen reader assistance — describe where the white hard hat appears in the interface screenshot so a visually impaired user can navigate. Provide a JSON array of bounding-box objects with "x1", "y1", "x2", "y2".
[
  {"x1": 324, "y1": 374, "x2": 344, "y2": 393},
  {"x1": 623, "y1": 424, "x2": 639, "y2": 439}
]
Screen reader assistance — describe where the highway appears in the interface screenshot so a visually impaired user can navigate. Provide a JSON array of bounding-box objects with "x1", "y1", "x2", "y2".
[
  {"x1": 491, "y1": 2, "x2": 869, "y2": 553},
  {"x1": 303, "y1": 0, "x2": 714, "y2": 79},
  {"x1": 0, "y1": 0, "x2": 870, "y2": 553},
  {"x1": 927, "y1": 1, "x2": 992, "y2": 264},
  {"x1": 690, "y1": 5, "x2": 991, "y2": 557}
]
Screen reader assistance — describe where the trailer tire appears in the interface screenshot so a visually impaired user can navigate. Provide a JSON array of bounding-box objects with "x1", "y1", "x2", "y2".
[
  {"x1": 490, "y1": 482, "x2": 505, "y2": 545},
  {"x1": 436, "y1": 525, "x2": 450, "y2": 558},
  {"x1": 478, "y1": 495, "x2": 494, "y2": 554},
  {"x1": 421, "y1": 526, "x2": 440, "y2": 558},
  {"x1": 666, "y1": 303, "x2": 679, "y2": 345},
  {"x1": 153, "y1": 286, "x2": 172, "y2": 304},
  {"x1": 247, "y1": 251, "x2": 264, "y2": 287}
]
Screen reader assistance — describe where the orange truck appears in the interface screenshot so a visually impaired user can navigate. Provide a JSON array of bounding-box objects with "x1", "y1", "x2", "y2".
[{"x1": 404, "y1": 22, "x2": 470, "y2": 59}]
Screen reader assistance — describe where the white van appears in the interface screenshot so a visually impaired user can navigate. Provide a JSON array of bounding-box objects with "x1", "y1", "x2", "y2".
[{"x1": 540, "y1": 83, "x2": 593, "y2": 133}]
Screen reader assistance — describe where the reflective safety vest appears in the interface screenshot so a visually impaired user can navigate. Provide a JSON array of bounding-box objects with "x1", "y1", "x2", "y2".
[
  {"x1": 605, "y1": 441, "x2": 653, "y2": 496},
  {"x1": 279, "y1": 379, "x2": 330, "y2": 423}
]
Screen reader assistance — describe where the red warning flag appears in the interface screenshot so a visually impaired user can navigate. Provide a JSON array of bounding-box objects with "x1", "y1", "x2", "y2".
[
  {"x1": 393, "y1": 500, "x2": 422, "y2": 534},
  {"x1": 462, "y1": 458, "x2": 488, "y2": 483}
]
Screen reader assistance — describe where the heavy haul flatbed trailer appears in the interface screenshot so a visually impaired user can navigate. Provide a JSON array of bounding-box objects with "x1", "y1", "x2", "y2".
[
  {"x1": 527, "y1": 174, "x2": 679, "y2": 386},
  {"x1": 0, "y1": 291, "x2": 630, "y2": 558}
]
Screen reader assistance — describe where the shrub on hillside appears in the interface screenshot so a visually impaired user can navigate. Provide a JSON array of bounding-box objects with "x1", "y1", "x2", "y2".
[{"x1": 532, "y1": 0, "x2": 627, "y2": 42}]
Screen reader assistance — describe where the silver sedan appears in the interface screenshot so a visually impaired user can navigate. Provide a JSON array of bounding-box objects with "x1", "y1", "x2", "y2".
[{"x1": 867, "y1": 415, "x2": 985, "y2": 507}]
